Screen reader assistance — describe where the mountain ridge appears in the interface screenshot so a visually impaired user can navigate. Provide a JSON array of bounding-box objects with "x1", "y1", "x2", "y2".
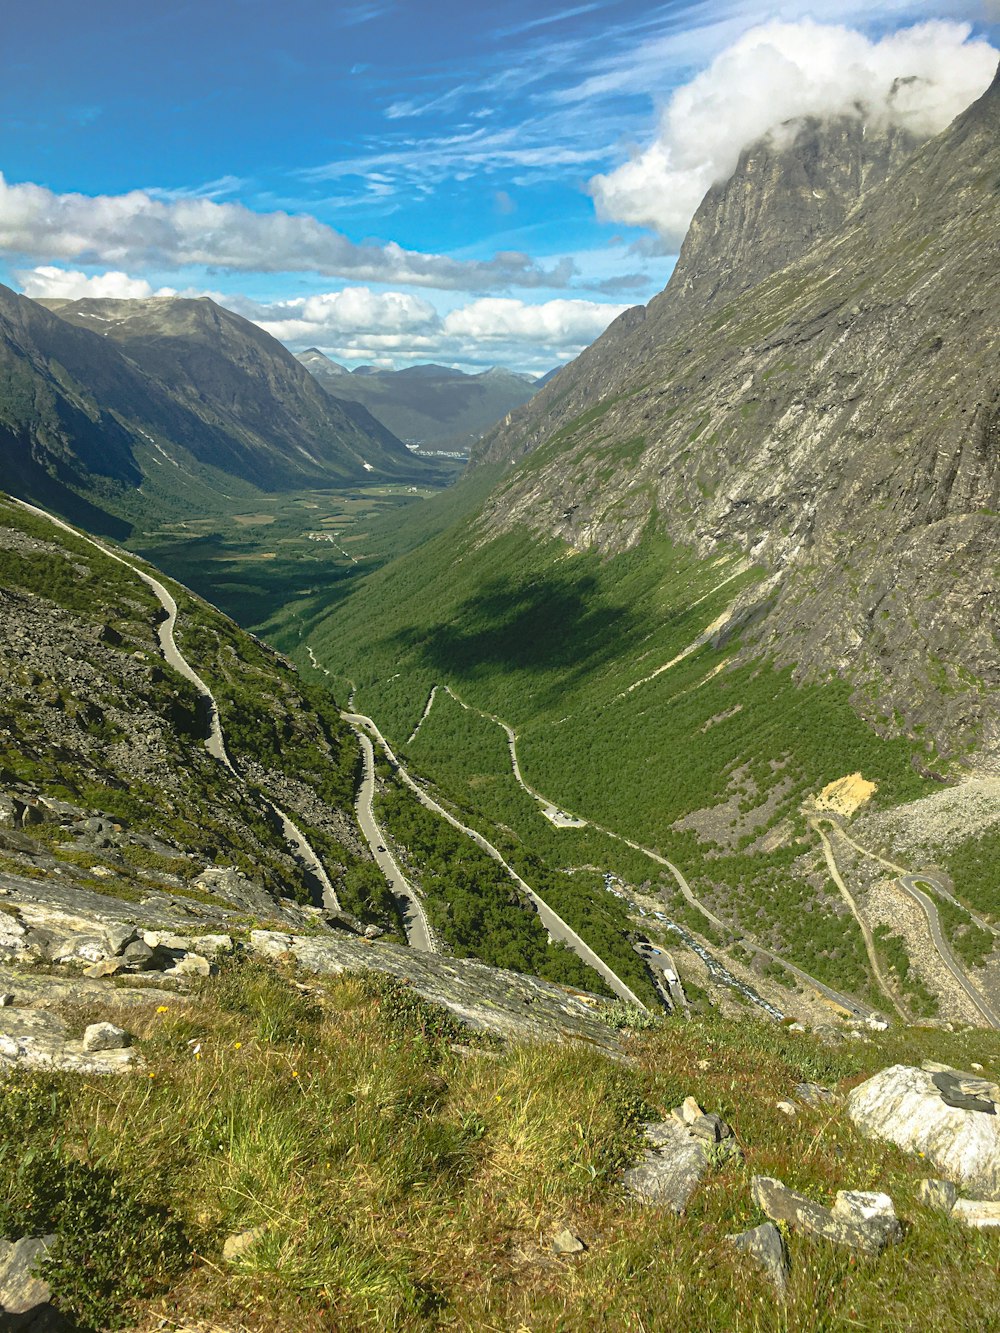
[{"x1": 465, "y1": 65, "x2": 1000, "y2": 765}]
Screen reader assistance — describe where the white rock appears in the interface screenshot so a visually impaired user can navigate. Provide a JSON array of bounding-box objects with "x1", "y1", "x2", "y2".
[
  {"x1": 776, "y1": 1101, "x2": 797, "y2": 1117},
  {"x1": 952, "y1": 1198, "x2": 1000, "y2": 1228},
  {"x1": 680, "y1": 1096, "x2": 704, "y2": 1125},
  {"x1": 847, "y1": 1065, "x2": 1000, "y2": 1199},
  {"x1": 82, "y1": 1022, "x2": 131, "y2": 1052},
  {"x1": 164, "y1": 952, "x2": 213, "y2": 977},
  {"x1": 191, "y1": 934, "x2": 233, "y2": 957},
  {"x1": 832, "y1": 1190, "x2": 897, "y2": 1224}
]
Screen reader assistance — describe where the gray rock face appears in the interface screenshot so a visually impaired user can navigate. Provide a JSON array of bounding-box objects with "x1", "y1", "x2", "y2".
[
  {"x1": 622, "y1": 1117, "x2": 739, "y2": 1212},
  {"x1": 249, "y1": 930, "x2": 626, "y2": 1051},
  {"x1": 0, "y1": 1235, "x2": 56, "y2": 1319},
  {"x1": 471, "y1": 72, "x2": 1000, "y2": 763},
  {"x1": 725, "y1": 1222, "x2": 789, "y2": 1295},
  {"x1": 751, "y1": 1177, "x2": 902, "y2": 1255},
  {"x1": 847, "y1": 1065, "x2": 1000, "y2": 1199}
]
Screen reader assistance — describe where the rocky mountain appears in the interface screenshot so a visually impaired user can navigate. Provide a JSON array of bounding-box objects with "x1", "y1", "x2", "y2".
[
  {"x1": 297, "y1": 347, "x2": 538, "y2": 450},
  {"x1": 0, "y1": 288, "x2": 422, "y2": 535},
  {"x1": 469, "y1": 67, "x2": 1000, "y2": 765}
]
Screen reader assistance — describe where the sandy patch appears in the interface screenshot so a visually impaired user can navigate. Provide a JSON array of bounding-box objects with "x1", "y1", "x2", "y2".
[{"x1": 817, "y1": 773, "x2": 878, "y2": 819}]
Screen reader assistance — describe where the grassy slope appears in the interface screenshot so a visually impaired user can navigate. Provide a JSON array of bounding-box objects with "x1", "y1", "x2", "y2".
[
  {"x1": 4, "y1": 956, "x2": 998, "y2": 1332},
  {"x1": 291, "y1": 504, "x2": 942, "y2": 1000}
]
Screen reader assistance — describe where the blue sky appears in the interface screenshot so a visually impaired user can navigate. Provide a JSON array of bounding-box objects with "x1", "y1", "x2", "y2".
[{"x1": 1, "y1": 0, "x2": 997, "y2": 371}]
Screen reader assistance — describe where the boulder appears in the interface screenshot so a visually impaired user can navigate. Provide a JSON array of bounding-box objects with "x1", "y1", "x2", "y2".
[
  {"x1": 917, "y1": 1178, "x2": 957, "y2": 1212},
  {"x1": 795, "y1": 1082, "x2": 840, "y2": 1109},
  {"x1": 725, "y1": 1222, "x2": 789, "y2": 1295},
  {"x1": 690, "y1": 1113, "x2": 731, "y2": 1143},
  {"x1": 0, "y1": 1234, "x2": 56, "y2": 1317},
  {"x1": 847, "y1": 1065, "x2": 1000, "y2": 1199},
  {"x1": 623, "y1": 1119, "x2": 739, "y2": 1213},
  {"x1": 751, "y1": 1177, "x2": 902, "y2": 1255},
  {"x1": 82, "y1": 1022, "x2": 131, "y2": 1052},
  {"x1": 103, "y1": 923, "x2": 139, "y2": 955}
]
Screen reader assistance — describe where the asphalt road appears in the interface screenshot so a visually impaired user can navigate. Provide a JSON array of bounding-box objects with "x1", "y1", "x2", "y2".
[
  {"x1": 412, "y1": 678, "x2": 879, "y2": 1023},
  {"x1": 351, "y1": 726, "x2": 435, "y2": 952},
  {"x1": 14, "y1": 499, "x2": 342, "y2": 914},
  {"x1": 343, "y1": 710, "x2": 649, "y2": 1010},
  {"x1": 896, "y1": 875, "x2": 1000, "y2": 1029}
]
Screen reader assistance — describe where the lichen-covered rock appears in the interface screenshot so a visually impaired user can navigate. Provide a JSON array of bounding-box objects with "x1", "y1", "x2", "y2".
[
  {"x1": 0, "y1": 1009, "x2": 137, "y2": 1073},
  {"x1": 725, "y1": 1222, "x2": 789, "y2": 1295},
  {"x1": 847, "y1": 1065, "x2": 1000, "y2": 1199},
  {"x1": 0, "y1": 1234, "x2": 56, "y2": 1318},
  {"x1": 622, "y1": 1118, "x2": 739, "y2": 1213},
  {"x1": 82, "y1": 1022, "x2": 131, "y2": 1052},
  {"x1": 751, "y1": 1177, "x2": 902, "y2": 1255}
]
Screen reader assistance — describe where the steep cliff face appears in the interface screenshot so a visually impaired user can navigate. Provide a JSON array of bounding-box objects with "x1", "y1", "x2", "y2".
[
  {"x1": 468, "y1": 70, "x2": 1000, "y2": 762},
  {"x1": 664, "y1": 114, "x2": 920, "y2": 316},
  {"x1": 476, "y1": 113, "x2": 923, "y2": 471}
]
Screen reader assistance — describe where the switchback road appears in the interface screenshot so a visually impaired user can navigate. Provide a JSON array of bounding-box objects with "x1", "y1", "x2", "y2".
[
  {"x1": 14, "y1": 499, "x2": 341, "y2": 913},
  {"x1": 342, "y1": 709, "x2": 650, "y2": 1010},
  {"x1": 353, "y1": 727, "x2": 435, "y2": 951}
]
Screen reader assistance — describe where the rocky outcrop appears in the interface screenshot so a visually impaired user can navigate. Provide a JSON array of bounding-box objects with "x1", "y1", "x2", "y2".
[
  {"x1": 248, "y1": 929, "x2": 626, "y2": 1051},
  {"x1": 725, "y1": 1222, "x2": 789, "y2": 1296},
  {"x1": 0, "y1": 1009, "x2": 137, "y2": 1074},
  {"x1": 621, "y1": 1100, "x2": 740, "y2": 1211},
  {"x1": 751, "y1": 1177, "x2": 903, "y2": 1255},
  {"x1": 847, "y1": 1064, "x2": 1000, "y2": 1198}
]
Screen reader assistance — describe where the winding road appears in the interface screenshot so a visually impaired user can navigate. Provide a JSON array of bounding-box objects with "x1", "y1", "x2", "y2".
[
  {"x1": 354, "y1": 728, "x2": 435, "y2": 951},
  {"x1": 342, "y1": 709, "x2": 650, "y2": 1010},
  {"x1": 813, "y1": 814, "x2": 1000, "y2": 1030},
  {"x1": 405, "y1": 678, "x2": 883, "y2": 1022},
  {"x1": 896, "y1": 874, "x2": 1000, "y2": 1028},
  {"x1": 12, "y1": 498, "x2": 341, "y2": 913},
  {"x1": 812, "y1": 819, "x2": 910, "y2": 1022}
]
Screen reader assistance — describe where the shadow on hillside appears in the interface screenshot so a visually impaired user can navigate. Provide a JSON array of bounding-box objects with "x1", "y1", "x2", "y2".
[{"x1": 392, "y1": 570, "x2": 640, "y2": 703}]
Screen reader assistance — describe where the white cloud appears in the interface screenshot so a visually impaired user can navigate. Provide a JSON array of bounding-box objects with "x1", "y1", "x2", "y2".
[
  {"x1": 16, "y1": 265, "x2": 176, "y2": 301},
  {"x1": 252, "y1": 286, "x2": 438, "y2": 344},
  {"x1": 589, "y1": 19, "x2": 998, "y2": 248},
  {"x1": 247, "y1": 289, "x2": 626, "y2": 372},
  {"x1": 0, "y1": 173, "x2": 574, "y2": 291},
  {"x1": 441, "y1": 297, "x2": 625, "y2": 346}
]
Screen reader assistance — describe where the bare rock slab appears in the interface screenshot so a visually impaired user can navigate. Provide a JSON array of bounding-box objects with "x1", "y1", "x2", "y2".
[
  {"x1": 725, "y1": 1222, "x2": 789, "y2": 1296},
  {"x1": 624, "y1": 1118, "x2": 739, "y2": 1213},
  {"x1": 0, "y1": 1009, "x2": 137, "y2": 1073},
  {"x1": 751, "y1": 1177, "x2": 901, "y2": 1255},
  {"x1": 847, "y1": 1065, "x2": 1000, "y2": 1199}
]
